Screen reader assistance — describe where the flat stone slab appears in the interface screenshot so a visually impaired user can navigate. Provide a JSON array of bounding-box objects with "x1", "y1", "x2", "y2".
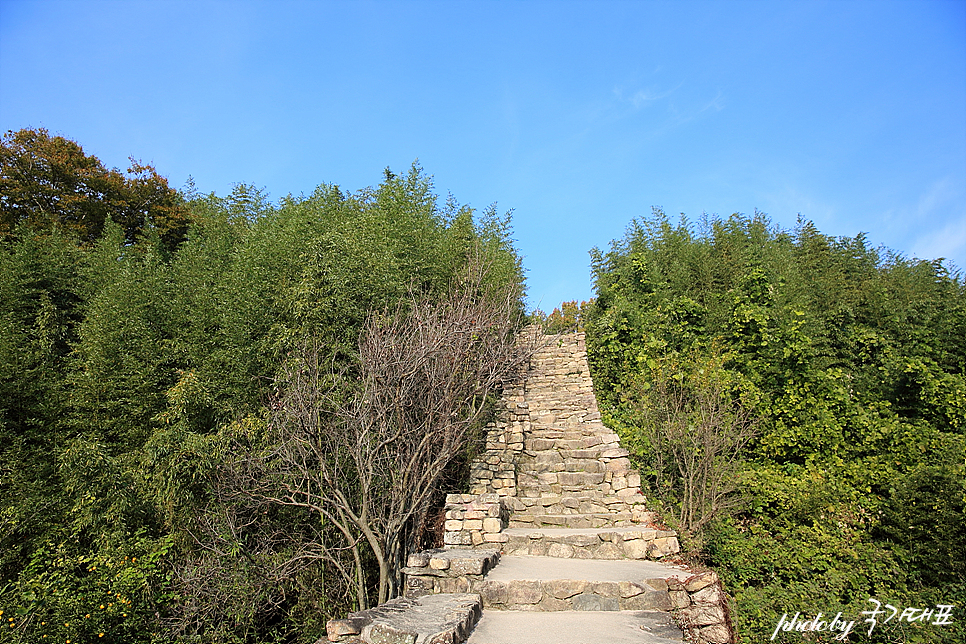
[
  {"x1": 484, "y1": 556, "x2": 690, "y2": 583},
  {"x1": 404, "y1": 549, "x2": 501, "y2": 576},
  {"x1": 325, "y1": 593, "x2": 482, "y2": 643},
  {"x1": 465, "y1": 610, "x2": 684, "y2": 644}
]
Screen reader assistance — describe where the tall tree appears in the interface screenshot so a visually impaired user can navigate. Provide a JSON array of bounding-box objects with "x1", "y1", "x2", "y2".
[{"x1": 1, "y1": 128, "x2": 192, "y2": 248}]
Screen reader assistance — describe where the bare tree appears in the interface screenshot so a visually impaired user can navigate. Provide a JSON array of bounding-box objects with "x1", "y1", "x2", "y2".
[
  {"x1": 238, "y1": 257, "x2": 531, "y2": 607},
  {"x1": 628, "y1": 347, "x2": 757, "y2": 536}
]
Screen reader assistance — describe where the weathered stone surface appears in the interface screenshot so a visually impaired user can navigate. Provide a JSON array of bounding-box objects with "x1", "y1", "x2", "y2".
[
  {"x1": 623, "y1": 590, "x2": 672, "y2": 611},
  {"x1": 596, "y1": 542, "x2": 625, "y2": 559},
  {"x1": 407, "y1": 552, "x2": 430, "y2": 568},
  {"x1": 685, "y1": 571, "x2": 718, "y2": 593},
  {"x1": 564, "y1": 533, "x2": 601, "y2": 548},
  {"x1": 696, "y1": 623, "x2": 733, "y2": 644},
  {"x1": 443, "y1": 532, "x2": 471, "y2": 546},
  {"x1": 621, "y1": 538, "x2": 648, "y2": 559},
  {"x1": 547, "y1": 542, "x2": 575, "y2": 558},
  {"x1": 505, "y1": 580, "x2": 542, "y2": 605},
  {"x1": 327, "y1": 594, "x2": 481, "y2": 644},
  {"x1": 618, "y1": 581, "x2": 646, "y2": 598},
  {"x1": 676, "y1": 604, "x2": 727, "y2": 627},
  {"x1": 691, "y1": 583, "x2": 725, "y2": 605},
  {"x1": 404, "y1": 575, "x2": 435, "y2": 598},
  {"x1": 669, "y1": 589, "x2": 691, "y2": 609},
  {"x1": 571, "y1": 593, "x2": 619, "y2": 611},
  {"x1": 326, "y1": 616, "x2": 369, "y2": 640},
  {"x1": 549, "y1": 579, "x2": 588, "y2": 599},
  {"x1": 478, "y1": 581, "x2": 507, "y2": 606},
  {"x1": 435, "y1": 577, "x2": 470, "y2": 593},
  {"x1": 429, "y1": 557, "x2": 450, "y2": 571}
]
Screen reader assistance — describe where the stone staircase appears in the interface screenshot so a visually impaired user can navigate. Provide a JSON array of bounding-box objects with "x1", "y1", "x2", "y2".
[
  {"x1": 469, "y1": 331, "x2": 679, "y2": 559},
  {"x1": 325, "y1": 331, "x2": 731, "y2": 644},
  {"x1": 505, "y1": 332, "x2": 650, "y2": 530}
]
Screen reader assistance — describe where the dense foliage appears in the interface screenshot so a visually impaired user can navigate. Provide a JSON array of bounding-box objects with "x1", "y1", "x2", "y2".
[
  {"x1": 0, "y1": 130, "x2": 526, "y2": 643},
  {"x1": 585, "y1": 210, "x2": 965, "y2": 643}
]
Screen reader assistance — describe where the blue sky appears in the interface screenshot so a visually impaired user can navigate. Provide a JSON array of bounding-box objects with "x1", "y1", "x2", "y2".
[{"x1": 1, "y1": 0, "x2": 964, "y2": 309}]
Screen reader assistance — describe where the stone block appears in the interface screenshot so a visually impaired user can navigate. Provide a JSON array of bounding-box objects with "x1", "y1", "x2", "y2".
[
  {"x1": 685, "y1": 571, "x2": 718, "y2": 593},
  {"x1": 669, "y1": 590, "x2": 691, "y2": 609},
  {"x1": 623, "y1": 590, "x2": 672, "y2": 611},
  {"x1": 549, "y1": 579, "x2": 589, "y2": 599},
  {"x1": 528, "y1": 540, "x2": 547, "y2": 556},
  {"x1": 676, "y1": 604, "x2": 726, "y2": 627},
  {"x1": 463, "y1": 519, "x2": 483, "y2": 531},
  {"x1": 547, "y1": 542, "x2": 575, "y2": 558},
  {"x1": 537, "y1": 472, "x2": 558, "y2": 484},
  {"x1": 621, "y1": 538, "x2": 648, "y2": 559},
  {"x1": 429, "y1": 557, "x2": 449, "y2": 571},
  {"x1": 479, "y1": 580, "x2": 508, "y2": 606},
  {"x1": 562, "y1": 533, "x2": 600, "y2": 548},
  {"x1": 692, "y1": 584, "x2": 724, "y2": 605},
  {"x1": 406, "y1": 553, "x2": 430, "y2": 568},
  {"x1": 435, "y1": 577, "x2": 470, "y2": 593},
  {"x1": 403, "y1": 574, "x2": 435, "y2": 599},
  {"x1": 646, "y1": 578, "x2": 669, "y2": 592},
  {"x1": 326, "y1": 615, "x2": 369, "y2": 640},
  {"x1": 619, "y1": 581, "x2": 646, "y2": 598},
  {"x1": 596, "y1": 542, "x2": 624, "y2": 559},
  {"x1": 696, "y1": 623, "x2": 733, "y2": 644},
  {"x1": 443, "y1": 520, "x2": 463, "y2": 532},
  {"x1": 443, "y1": 531, "x2": 471, "y2": 546},
  {"x1": 506, "y1": 580, "x2": 543, "y2": 605},
  {"x1": 605, "y1": 457, "x2": 631, "y2": 473},
  {"x1": 590, "y1": 581, "x2": 620, "y2": 597},
  {"x1": 572, "y1": 593, "x2": 619, "y2": 611},
  {"x1": 482, "y1": 518, "x2": 502, "y2": 533}
]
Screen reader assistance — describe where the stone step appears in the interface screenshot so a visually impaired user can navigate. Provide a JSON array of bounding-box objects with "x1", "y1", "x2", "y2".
[
  {"x1": 465, "y1": 610, "x2": 685, "y2": 644},
  {"x1": 515, "y1": 455, "x2": 633, "y2": 475},
  {"x1": 513, "y1": 493, "x2": 646, "y2": 509},
  {"x1": 507, "y1": 512, "x2": 646, "y2": 529},
  {"x1": 325, "y1": 593, "x2": 482, "y2": 643},
  {"x1": 501, "y1": 527, "x2": 680, "y2": 560},
  {"x1": 473, "y1": 555, "x2": 690, "y2": 611}
]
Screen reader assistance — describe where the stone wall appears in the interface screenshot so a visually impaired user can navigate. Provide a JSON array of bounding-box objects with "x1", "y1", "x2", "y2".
[
  {"x1": 442, "y1": 494, "x2": 508, "y2": 549},
  {"x1": 467, "y1": 381, "x2": 529, "y2": 498},
  {"x1": 670, "y1": 571, "x2": 733, "y2": 644}
]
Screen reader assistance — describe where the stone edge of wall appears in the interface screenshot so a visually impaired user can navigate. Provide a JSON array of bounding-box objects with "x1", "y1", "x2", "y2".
[{"x1": 671, "y1": 571, "x2": 734, "y2": 644}]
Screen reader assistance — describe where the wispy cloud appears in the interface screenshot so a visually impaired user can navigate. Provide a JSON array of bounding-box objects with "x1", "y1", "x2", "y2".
[
  {"x1": 910, "y1": 176, "x2": 966, "y2": 265},
  {"x1": 613, "y1": 82, "x2": 683, "y2": 108},
  {"x1": 699, "y1": 90, "x2": 725, "y2": 113},
  {"x1": 911, "y1": 217, "x2": 966, "y2": 264}
]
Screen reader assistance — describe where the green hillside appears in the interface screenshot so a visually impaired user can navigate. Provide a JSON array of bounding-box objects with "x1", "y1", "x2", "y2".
[{"x1": 582, "y1": 210, "x2": 965, "y2": 643}]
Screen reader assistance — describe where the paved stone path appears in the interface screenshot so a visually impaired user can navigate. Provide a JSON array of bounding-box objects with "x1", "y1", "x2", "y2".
[
  {"x1": 462, "y1": 332, "x2": 698, "y2": 643},
  {"x1": 465, "y1": 610, "x2": 685, "y2": 644}
]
